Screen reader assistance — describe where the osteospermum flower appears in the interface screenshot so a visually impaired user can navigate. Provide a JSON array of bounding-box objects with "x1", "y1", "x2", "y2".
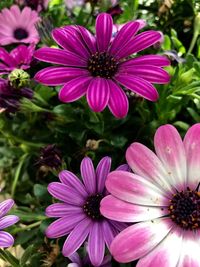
[
  {"x1": 34, "y1": 13, "x2": 170, "y2": 119},
  {"x1": 0, "y1": 44, "x2": 35, "y2": 75},
  {"x1": 0, "y1": 5, "x2": 40, "y2": 46},
  {"x1": 0, "y1": 199, "x2": 19, "y2": 247},
  {"x1": 101, "y1": 124, "x2": 200, "y2": 266},
  {"x1": 45, "y1": 157, "x2": 127, "y2": 266}
]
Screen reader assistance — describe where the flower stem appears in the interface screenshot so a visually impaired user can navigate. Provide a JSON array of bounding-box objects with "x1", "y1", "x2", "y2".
[{"x1": 0, "y1": 249, "x2": 19, "y2": 267}]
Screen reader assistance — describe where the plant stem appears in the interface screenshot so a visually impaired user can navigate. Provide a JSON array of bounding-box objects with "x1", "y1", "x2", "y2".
[{"x1": 0, "y1": 249, "x2": 19, "y2": 267}]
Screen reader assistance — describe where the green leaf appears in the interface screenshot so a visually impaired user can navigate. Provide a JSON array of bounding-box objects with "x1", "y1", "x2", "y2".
[{"x1": 20, "y1": 245, "x2": 37, "y2": 266}]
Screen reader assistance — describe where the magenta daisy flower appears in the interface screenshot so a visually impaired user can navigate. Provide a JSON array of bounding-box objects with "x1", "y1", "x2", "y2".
[
  {"x1": 0, "y1": 199, "x2": 19, "y2": 248},
  {"x1": 45, "y1": 157, "x2": 127, "y2": 266},
  {"x1": 0, "y1": 5, "x2": 40, "y2": 46},
  {"x1": 0, "y1": 44, "x2": 35, "y2": 75},
  {"x1": 34, "y1": 13, "x2": 170, "y2": 118},
  {"x1": 101, "y1": 124, "x2": 200, "y2": 266}
]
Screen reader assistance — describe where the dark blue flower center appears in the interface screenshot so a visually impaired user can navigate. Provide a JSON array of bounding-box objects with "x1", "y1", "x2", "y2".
[
  {"x1": 14, "y1": 28, "x2": 29, "y2": 40},
  {"x1": 88, "y1": 52, "x2": 118, "y2": 79},
  {"x1": 168, "y1": 187, "x2": 200, "y2": 230},
  {"x1": 83, "y1": 194, "x2": 103, "y2": 220}
]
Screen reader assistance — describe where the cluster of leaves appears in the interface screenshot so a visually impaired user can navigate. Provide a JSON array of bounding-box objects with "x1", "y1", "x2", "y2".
[{"x1": 1, "y1": 0, "x2": 200, "y2": 266}]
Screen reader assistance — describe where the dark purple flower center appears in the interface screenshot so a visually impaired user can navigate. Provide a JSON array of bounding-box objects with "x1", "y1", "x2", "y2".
[
  {"x1": 83, "y1": 194, "x2": 103, "y2": 220},
  {"x1": 88, "y1": 52, "x2": 118, "y2": 79},
  {"x1": 14, "y1": 28, "x2": 29, "y2": 40},
  {"x1": 168, "y1": 187, "x2": 200, "y2": 230}
]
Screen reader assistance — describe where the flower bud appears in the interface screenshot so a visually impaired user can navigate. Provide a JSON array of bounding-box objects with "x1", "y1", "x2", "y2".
[{"x1": 8, "y1": 69, "x2": 30, "y2": 89}]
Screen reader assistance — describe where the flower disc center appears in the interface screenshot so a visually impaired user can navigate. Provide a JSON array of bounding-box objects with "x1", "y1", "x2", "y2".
[
  {"x1": 83, "y1": 193, "x2": 103, "y2": 220},
  {"x1": 14, "y1": 28, "x2": 29, "y2": 40},
  {"x1": 88, "y1": 52, "x2": 118, "y2": 79},
  {"x1": 168, "y1": 188, "x2": 200, "y2": 230}
]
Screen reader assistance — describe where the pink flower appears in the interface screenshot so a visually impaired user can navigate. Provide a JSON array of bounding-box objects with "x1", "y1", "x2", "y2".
[
  {"x1": 0, "y1": 44, "x2": 35, "y2": 75},
  {"x1": 0, "y1": 5, "x2": 40, "y2": 46},
  {"x1": 34, "y1": 13, "x2": 170, "y2": 119},
  {"x1": 101, "y1": 124, "x2": 200, "y2": 266}
]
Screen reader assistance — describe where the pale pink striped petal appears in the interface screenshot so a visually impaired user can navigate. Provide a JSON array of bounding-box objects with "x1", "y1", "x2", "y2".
[
  {"x1": 88, "y1": 222, "x2": 105, "y2": 266},
  {"x1": 96, "y1": 156, "x2": 111, "y2": 193},
  {"x1": 154, "y1": 125, "x2": 187, "y2": 190},
  {"x1": 100, "y1": 195, "x2": 166, "y2": 222},
  {"x1": 116, "y1": 30, "x2": 162, "y2": 59},
  {"x1": 45, "y1": 203, "x2": 83, "y2": 217},
  {"x1": 59, "y1": 170, "x2": 88, "y2": 198},
  {"x1": 35, "y1": 67, "x2": 89, "y2": 86},
  {"x1": 121, "y1": 55, "x2": 170, "y2": 67},
  {"x1": 87, "y1": 78, "x2": 110, "y2": 112},
  {"x1": 118, "y1": 65, "x2": 170, "y2": 84},
  {"x1": 115, "y1": 74, "x2": 158, "y2": 101},
  {"x1": 110, "y1": 218, "x2": 173, "y2": 263},
  {"x1": 46, "y1": 213, "x2": 86, "y2": 238},
  {"x1": 96, "y1": 13, "x2": 113, "y2": 52},
  {"x1": 126, "y1": 142, "x2": 173, "y2": 193},
  {"x1": 81, "y1": 157, "x2": 96, "y2": 195},
  {"x1": 47, "y1": 182, "x2": 84, "y2": 206},
  {"x1": 59, "y1": 76, "x2": 92, "y2": 103},
  {"x1": 109, "y1": 21, "x2": 140, "y2": 56},
  {"x1": 177, "y1": 231, "x2": 200, "y2": 267},
  {"x1": 107, "y1": 80, "x2": 128, "y2": 118},
  {"x1": 62, "y1": 217, "x2": 92, "y2": 257},
  {"x1": 0, "y1": 231, "x2": 14, "y2": 248},
  {"x1": 183, "y1": 123, "x2": 200, "y2": 187},
  {"x1": 34, "y1": 48, "x2": 87, "y2": 67},
  {"x1": 105, "y1": 171, "x2": 167, "y2": 206},
  {"x1": 0, "y1": 215, "x2": 19, "y2": 230},
  {"x1": 0, "y1": 199, "x2": 15, "y2": 218},
  {"x1": 137, "y1": 227, "x2": 182, "y2": 267}
]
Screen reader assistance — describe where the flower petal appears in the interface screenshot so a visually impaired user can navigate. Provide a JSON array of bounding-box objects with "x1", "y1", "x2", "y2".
[
  {"x1": 96, "y1": 13, "x2": 113, "y2": 52},
  {"x1": 62, "y1": 217, "x2": 92, "y2": 257},
  {"x1": 87, "y1": 78, "x2": 110, "y2": 112},
  {"x1": 102, "y1": 220, "x2": 117, "y2": 248},
  {"x1": 101, "y1": 195, "x2": 166, "y2": 222},
  {"x1": 80, "y1": 157, "x2": 96, "y2": 195},
  {"x1": 88, "y1": 222, "x2": 105, "y2": 266},
  {"x1": 52, "y1": 27, "x2": 90, "y2": 59},
  {"x1": 177, "y1": 231, "x2": 200, "y2": 267},
  {"x1": 110, "y1": 218, "x2": 173, "y2": 263},
  {"x1": 121, "y1": 55, "x2": 170, "y2": 67},
  {"x1": 59, "y1": 170, "x2": 88, "y2": 198},
  {"x1": 115, "y1": 74, "x2": 158, "y2": 101},
  {"x1": 0, "y1": 199, "x2": 15, "y2": 218},
  {"x1": 48, "y1": 182, "x2": 84, "y2": 206},
  {"x1": 59, "y1": 76, "x2": 92, "y2": 102},
  {"x1": 46, "y1": 213, "x2": 86, "y2": 238},
  {"x1": 116, "y1": 30, "x2": 162, "y2": 59},
  {"x1": 106, "y1": 170, "x2": 167, "y2": 206},
  {"x1": 107, "y1": 79, "x2": 129, "y2": 118},
  {"x1": 109, "y1": 21, "x2": 140, "y2": 57},
  {"x1": 46, "y1": 203, "x2": 83, "y2": 218},
  {"x1": 137, "y1": 227, "x2": 182, "y2": 267},
  {"x1": 118, "y1": 65, "x2": 170, "y2": 84},
  {"x1": 0, "y1": 231, "x2": 14, "y2": 247},
  {"x1": 77, "y1": 26, "x2": 97, "y2": 54},
  {"x1": 96, "y1": 156, "x2": 111, "y2": 193},
  {"x1": 126, "y1": 142, "x2": 173, "y2": 193},
  {"x1": 34, "y1": 48, "x2": 87, "y2": 67},
  {"x1": 183, "y1": 123, "x2": 200, "y2": 187},
  {"x1": 35, "y1": 67, "x2": 89, "y2": 86},
  {"x1": 154, "y1": 124, "x2": 187, "y2": 190},
  {"x1": 0, "y1": 215, "x2": 19, "y2": 230}
]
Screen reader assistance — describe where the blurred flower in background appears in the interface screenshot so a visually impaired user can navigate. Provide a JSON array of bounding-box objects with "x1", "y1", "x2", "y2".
[
  {"x1": 0, "y1": 5, "x2": 40, "y2": 45},
  {"x1": 15, "y1": 0, "x2": 49, "y2": 12}
]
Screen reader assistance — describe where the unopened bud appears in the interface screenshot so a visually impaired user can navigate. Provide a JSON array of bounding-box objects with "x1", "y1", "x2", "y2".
[{"x1": 8, "y1": 69, "x2": 30, "y2": 89}]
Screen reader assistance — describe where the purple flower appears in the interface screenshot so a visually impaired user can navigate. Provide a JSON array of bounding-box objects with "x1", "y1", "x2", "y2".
[
  {"x1": 0, "y1": 44, "x2": 35, "y2": 75},
  {"x1": 34, "y1": 13, "x2": 170, "y2": 118},
  {"x1": 45, "y1": 157, "x2": 127, "y2": 266},
  {"x1": 36, "y1": 144, "x2": 62, "y2": 169},
  {"x1": 0, "y1": 199, "x2": 19, "y2": 248},
  {"x1": 0, "y1": 78, "x2": 33, "y2": 114},
  {"x1": 0, "y1": 5, "x2": 40, "y2": 46},
  {"x1": 15, "y1": 0, "x2": 49, "y2": 12},
  {"x1": 68, "y1": 251, "x2": 111, "y2": 267}
]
